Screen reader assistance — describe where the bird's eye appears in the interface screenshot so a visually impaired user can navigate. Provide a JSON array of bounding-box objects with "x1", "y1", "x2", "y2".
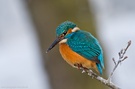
[
  {"x1": 63, "y1": 31, "x2": 67, "y2": 36},
  {"x1": 59, "y1": 31, "x2": 67, "y2": 38}
]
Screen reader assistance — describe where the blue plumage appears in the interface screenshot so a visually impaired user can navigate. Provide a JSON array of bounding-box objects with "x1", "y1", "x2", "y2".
[
  {"x1": 65, "y1": 30, "x2": 104, "y2": 74},
  {"x1": 56, "y1": 21, "x2": 76, "y2": 36},
  {"x1": 47, "y1": 21, "x2": 104, "y2": 74}
]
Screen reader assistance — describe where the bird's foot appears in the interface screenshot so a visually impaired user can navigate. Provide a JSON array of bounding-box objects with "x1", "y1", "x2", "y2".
[
  {"x1": 74, "y1": 63, "x2": 82, "y2": 70},
  {"x1": 74, "y1": 63, "x2": 88, "y2": 73}
]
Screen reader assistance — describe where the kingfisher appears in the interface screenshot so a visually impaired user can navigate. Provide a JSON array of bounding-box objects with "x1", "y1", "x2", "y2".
[{"x1": 46, "y1": 21, "x2": 104, "y2": 74}]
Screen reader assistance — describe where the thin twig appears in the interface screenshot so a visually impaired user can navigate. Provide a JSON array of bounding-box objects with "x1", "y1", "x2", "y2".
[
  {"x1": 112, "y1": 58, "x2": 116, "y2": 65},
  {"x1": 81, "y1": 40, "x2": 131, "y2": 89},
  {"x1": 81, "y1": 68, "x2": 120, "y2": 89},
  {"x1": 108, "y1": 40, "x2": 131, "y2": 80}
]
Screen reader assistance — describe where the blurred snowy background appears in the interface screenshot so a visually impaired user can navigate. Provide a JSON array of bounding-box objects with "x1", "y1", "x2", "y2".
[
  {"x1": 89, "y1": 0, "x2": 135, "y2": 89},
  {"x1": 0, "y1": 0, "x2": 135, "y2": 89},
  {"x1": 0, "y1": 0, "x2": 50, "y2": 89}
]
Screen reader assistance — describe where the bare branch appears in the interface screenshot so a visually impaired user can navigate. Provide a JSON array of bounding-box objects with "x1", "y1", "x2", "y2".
[
  {"x1": 112, "y1": 58, "x2": 116, "y2": 65},
  {"x1": 124, "y1": 40, "x2": 131, "y2": 53},
  {"x1": 108, "y1": 40, "x2": 131, "y2": 80},
  {"x1": 81, "y1": 68, "x2": 120, "y2": 89},
  {"x1": 80, "y1": 40, "x2": 131, "y2": 89}
]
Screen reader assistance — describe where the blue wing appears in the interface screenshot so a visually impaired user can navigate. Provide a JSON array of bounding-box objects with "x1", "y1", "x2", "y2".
[{"x1": 67, "y1": 30, "x2": 104, "y2": 74}]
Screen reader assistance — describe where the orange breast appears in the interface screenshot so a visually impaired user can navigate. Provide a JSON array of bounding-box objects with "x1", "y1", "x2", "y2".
[{"x1": 59, "y1": 43, "x2": 97, "y2": 70}]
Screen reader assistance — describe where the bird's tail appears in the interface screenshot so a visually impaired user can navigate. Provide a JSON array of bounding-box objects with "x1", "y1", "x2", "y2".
[
  {"x1": 96, "y1": 63, "x2": 103, "y2": 74},
  {"x1": 96, "y1": 53, "x2": 104, "y2": 74}
]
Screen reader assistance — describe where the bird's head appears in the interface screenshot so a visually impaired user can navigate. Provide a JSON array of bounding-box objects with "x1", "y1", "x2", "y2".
[{"x1": 46, "y1": 21, "x2": 80, "y2": 53}]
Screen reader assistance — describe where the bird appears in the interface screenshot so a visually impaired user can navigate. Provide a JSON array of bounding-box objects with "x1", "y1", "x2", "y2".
[{"x1": 46, "y1": 21, "x2": 104, "y2": 74}]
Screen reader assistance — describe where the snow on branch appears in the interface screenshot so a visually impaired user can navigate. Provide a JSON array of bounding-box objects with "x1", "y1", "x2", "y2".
[{"x1": 81, "y1": 40, "x2": 131, "y2": 89}]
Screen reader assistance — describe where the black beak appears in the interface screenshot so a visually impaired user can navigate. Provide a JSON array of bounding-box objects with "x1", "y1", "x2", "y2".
[{"x1": 46, "y1": 36, "x2": 64, "y2": 53}]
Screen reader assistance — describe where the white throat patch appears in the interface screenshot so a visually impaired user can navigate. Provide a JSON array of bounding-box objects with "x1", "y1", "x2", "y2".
[
  {"x1": 72, "y1": 27, "x2": 80, "y2": 32},
  {"x1": 59, "y1": 39, "x2": 67, "y2": 44},
  {"x1": 59, "y1": 27, "x2": 80, "y2": 44}
]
